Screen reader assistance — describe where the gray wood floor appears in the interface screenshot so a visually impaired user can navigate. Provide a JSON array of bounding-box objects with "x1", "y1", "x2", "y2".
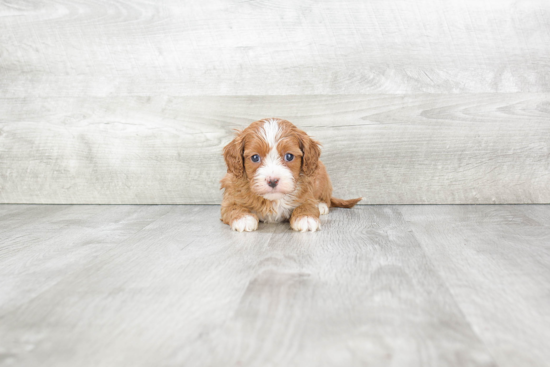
[{"x1": 1, "y1": 205, "x2": 549, "y2": 367}]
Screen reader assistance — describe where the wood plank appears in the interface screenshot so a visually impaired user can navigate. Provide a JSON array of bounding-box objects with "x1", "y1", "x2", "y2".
[
  {"x1": 1, "y1": 94, "x2": 549, "y2": 204},
  {"x1": 401, "y1": 205, "x2": 550, "y2": 367},
  {"x1": 0, "y1": 205, "x2": 172, "y2": 317},
  {"x1": 181, "y1": 207, "x2": 496, "y2": 367},
  {"x1": 0, "y1": 205, "x2": 70, "y2": 233},
  {"x1": 0, "y1": 205, "x2": 496, "y2": 367},
  {"x1": 0, "y1": 0, "x2": 549, "y2": 96}
]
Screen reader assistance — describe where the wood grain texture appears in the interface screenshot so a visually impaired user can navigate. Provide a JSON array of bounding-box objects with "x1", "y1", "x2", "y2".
[
  {"x1": 0, "y1": 0, "x2": 549, "y2": 97},
  {"x1": 0, "y1": 204, "x2": 500, "y2": 367},
  {"x1": 1, "y1": 94, "x2": 549, "y2": 204},
  {"x1": 0, "y1": 205, "x2": 172, "y2": 317},
  {"x1": 401, "y1": 205, "x2": 550, "y2": 367},
  {"x1": 0, "y1": 205, "x2": 71, "y2": 233}
]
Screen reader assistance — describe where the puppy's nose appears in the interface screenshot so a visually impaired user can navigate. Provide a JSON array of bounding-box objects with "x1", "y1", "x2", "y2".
[{"x1": 267, "y1": 178, "x2": 279, "y2": 188}]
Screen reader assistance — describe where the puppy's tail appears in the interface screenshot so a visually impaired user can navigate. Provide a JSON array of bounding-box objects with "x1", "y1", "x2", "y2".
[{"x1": 330, "y1": 197, "x2": 364, "y2": 208}]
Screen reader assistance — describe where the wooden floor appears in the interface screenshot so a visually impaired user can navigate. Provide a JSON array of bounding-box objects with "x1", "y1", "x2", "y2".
[{"x1": 1, "y1": 204, "x2": 549, "y2": 367}]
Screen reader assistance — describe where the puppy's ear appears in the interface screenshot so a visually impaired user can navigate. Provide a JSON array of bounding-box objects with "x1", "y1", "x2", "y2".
[
  {"x1": 223, "y1": 131, "x2": 246, "y2": 178},
  {"x1": 296, "y1": 129, "x2": 322, "y2": 176}
]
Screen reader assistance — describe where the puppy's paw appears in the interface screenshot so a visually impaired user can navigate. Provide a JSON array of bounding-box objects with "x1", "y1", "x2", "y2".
[
  {"x1": 231, "y1": 215, "x2": 259, "y2": 232},
  {"x1": 291, "y1": 216, "x2": 321, "y2": 232},
  {"x1": 318, "y1": 202, "x2": 329, "y2": 215}
]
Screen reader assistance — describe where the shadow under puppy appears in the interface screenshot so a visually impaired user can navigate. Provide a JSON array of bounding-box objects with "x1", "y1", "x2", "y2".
[{"x1": 221, "y1": 118, "x2": 362, "y2": 232}]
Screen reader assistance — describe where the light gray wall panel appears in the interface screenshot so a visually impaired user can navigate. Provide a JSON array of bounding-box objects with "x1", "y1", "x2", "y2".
[
  {"x1": 1, "y1": 94, "x2": 548, "y2": 204},
  {"x1": 2, "y1": 0, "x2": 549, "y2": 203},
  {"x1": 1, "y1": 0, "x2": 549, "y2": 96}
]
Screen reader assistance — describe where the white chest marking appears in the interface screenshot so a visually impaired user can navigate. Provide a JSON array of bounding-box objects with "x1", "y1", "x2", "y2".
[{"x1": 255, "y1": 195, "x2": 298, "y2": 223}]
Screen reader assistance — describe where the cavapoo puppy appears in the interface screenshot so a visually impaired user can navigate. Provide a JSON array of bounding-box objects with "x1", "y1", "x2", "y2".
[{"x1": 221, "y1": 118, "x2": 362, "y2": 232}]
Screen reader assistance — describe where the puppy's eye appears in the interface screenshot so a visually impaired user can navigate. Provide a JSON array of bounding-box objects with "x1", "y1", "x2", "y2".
[
  {"x1": 285, "y1": 153, "x2": 294, "y2": 162},
  {"x1": 251, "y1": 154, "x2": 261, "y2": 163}
]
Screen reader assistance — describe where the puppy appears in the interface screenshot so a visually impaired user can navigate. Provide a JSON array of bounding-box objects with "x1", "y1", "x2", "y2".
[{"x1": 221, "y1": 118, "x2": 362, "y2": 232}]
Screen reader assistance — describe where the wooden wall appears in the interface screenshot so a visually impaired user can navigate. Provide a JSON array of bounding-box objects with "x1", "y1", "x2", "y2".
[{"x1": 1, "y1": 0, "x2": 549, "y2": 204}]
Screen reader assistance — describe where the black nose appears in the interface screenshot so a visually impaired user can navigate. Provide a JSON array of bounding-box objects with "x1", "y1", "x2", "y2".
[{"x1": 267, "y1": 178, "x2": 279, "y2": 188}]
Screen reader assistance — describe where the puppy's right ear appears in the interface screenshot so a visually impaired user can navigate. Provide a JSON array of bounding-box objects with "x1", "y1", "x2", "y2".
[{"x1": 223, "y1": 132, "x2": 246, "y2": 178}]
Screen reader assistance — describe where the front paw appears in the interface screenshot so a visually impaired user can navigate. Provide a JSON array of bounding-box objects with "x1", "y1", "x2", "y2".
[
  {"x1": 291, "y1": 216, "x2": 321, "y2": 232},
  {"x1": 231, "y1": 215, "x2": 259, "y2": 232}
]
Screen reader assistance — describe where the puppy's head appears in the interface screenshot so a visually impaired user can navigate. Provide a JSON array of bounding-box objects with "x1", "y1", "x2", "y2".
[{"x1": 223, "y1": 118, "x2": 321, "y2": 201}]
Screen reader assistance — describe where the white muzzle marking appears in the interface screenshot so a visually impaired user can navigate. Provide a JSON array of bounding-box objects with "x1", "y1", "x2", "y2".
[{"x1": 253, "y1": 119, "x2": 295, "y2": 200}]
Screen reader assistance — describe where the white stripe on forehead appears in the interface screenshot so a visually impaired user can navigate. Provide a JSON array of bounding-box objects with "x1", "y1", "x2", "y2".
[{"x1": 260, "y1": 118, "x2": 282, "y2": 148}]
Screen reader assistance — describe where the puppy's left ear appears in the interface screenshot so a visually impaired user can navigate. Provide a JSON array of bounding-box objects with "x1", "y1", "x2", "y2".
[{"x1": 297, "y1": 129, "x2": 322, "y2": 176}]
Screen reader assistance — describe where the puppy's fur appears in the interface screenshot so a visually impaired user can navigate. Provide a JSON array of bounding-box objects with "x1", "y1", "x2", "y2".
[{"x1": 221, "y1": 118, "x2": 362, "y2": 232}]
